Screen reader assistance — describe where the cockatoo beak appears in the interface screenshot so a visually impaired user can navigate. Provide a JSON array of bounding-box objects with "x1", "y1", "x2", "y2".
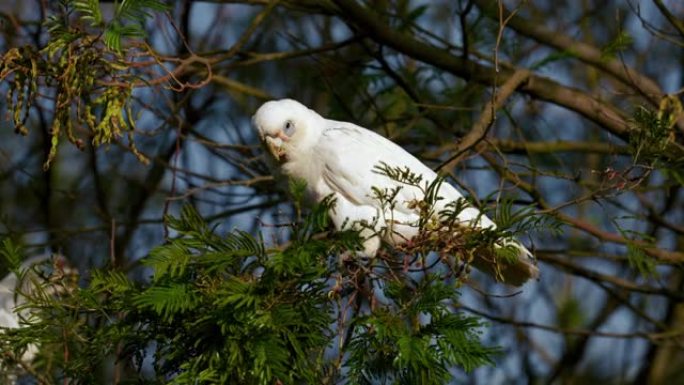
[{"x1": 263, "y1": 131, "x2": 289, "y2": 161}]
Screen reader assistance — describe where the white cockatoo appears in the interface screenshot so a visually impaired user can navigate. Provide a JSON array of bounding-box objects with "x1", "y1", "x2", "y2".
[
  {"x1": 0, "y1": 254, "x2": 76, "y2": 382},
  {"x1": 252, "y1": 99, "x2": 539, "y2": 286}
]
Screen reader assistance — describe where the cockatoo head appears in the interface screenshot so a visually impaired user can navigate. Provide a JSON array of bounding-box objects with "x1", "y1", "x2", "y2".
[{"x1": 252, "y1": 99, "x2": 324, "y2": 162}]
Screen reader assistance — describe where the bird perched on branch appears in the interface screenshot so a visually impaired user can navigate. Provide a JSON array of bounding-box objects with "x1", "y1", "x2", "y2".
[{"x1": 252, "y1": 99, "x2": 539, "y2": 286}]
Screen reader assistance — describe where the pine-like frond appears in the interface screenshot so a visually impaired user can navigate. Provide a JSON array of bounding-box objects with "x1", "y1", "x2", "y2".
[
  {"x1": 72, "y1": 0, "x2": 103, "y2": 26},
  {"x1": 133, "y1": 284, "x2": 199, "y2": 320}
]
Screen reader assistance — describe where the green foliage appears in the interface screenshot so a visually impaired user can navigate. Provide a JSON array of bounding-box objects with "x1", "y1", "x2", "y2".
[
  {"x1": 556, "y1": 295, "x2": 585, "y2": 330},
  {"x1": 133, "y1": 283, "x2": 199, "y2": 321},
  {"x1": 629, "y1": 95, "x2": 684, "y2": 186},
  {"x1": 347, "y1": 276, "x2": 497, "y2": 384},
  {"x1": 0, "y1": 200, "x2": 496, "y2": 384},
  {"x1": 73, "y1": 0, "x2": 104, "y2": 26},
  {"x1": 0, "y1": 0, "x2": 165, "y2": 168},
  {"x1": 613, "y1": 219, "x2": 658, "y2": 277},
  {"x1": 491, "y1": 198, "x2": 563, "y2": 237},
  {"x1": 630, "y1": 106, "x2": 674, "y2": 164},
  {"x1": 72, "y1": 0, "x2": 168, "y2": 52},
  {"x1": 372, "y1": 162, "x2": 546, "y2": 272},
  {"x1": 530, "y1": 50, "x2": 579, "y2": 70},
  {"x1": 628, "y1": 101, "x2": 684, "y2": 189},
  {"x1": 0, "y1": 237, "x2": 23, "y2": 275},
  {"x1": 288, "y1": 176, "x2": 310, "y2": 220},
  {"x1": 373, "y1": 161, "x2": 425, "y2": 187},
  {"x1": 600, "y1": 31, "x2": 633, "y2": 61},
  {"x1": 135, "y1": 206, "x2": 333, "y2": 384},
  {"x1": 626, "y1": 244, "x2": 657, "y2": 278},
  {"x1": 373, "y1": 161, "x2": 447, "y2": 231},
  {"x1": 0, "y1": 253, "x2": 80, "y2": 383}
]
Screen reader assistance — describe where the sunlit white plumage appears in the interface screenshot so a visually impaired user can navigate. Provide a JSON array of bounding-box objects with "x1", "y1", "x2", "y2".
[{"x1": 252, "y1": 99, "x2": 539, "y2": 286}]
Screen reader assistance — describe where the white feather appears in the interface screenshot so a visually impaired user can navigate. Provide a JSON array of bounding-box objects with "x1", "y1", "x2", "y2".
[
  {"x1": 253, "y1": 99, "x2": 539, "y2": 286},
  {"x1": 0, "y1": 255, "x2": 75, "y2": 382}
]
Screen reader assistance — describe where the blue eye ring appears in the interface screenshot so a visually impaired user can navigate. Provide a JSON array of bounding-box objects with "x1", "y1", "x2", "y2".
[{"x1": 284, "y1": 120, "x2": 295, "y2": 136}]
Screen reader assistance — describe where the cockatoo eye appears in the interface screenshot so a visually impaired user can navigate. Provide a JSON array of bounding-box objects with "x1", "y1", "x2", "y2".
[{"x1": 284, "y1": 120, "x2": 295, "y2": 136}]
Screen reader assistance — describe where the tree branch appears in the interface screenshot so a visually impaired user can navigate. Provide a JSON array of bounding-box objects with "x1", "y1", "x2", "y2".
[
  {"x1": 436, "y1": 69, "x2": 530, "y2": 172},
  {"x1": 331, "y1": 0, "x2": 684, "y2": 161},
  {"x1": 473, "y1": 0, "x2": 664, "y2": 105}
]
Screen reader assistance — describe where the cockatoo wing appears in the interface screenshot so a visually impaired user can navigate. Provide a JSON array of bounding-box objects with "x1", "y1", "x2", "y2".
[
  {"x1": 318, "y1": 122, "x2": 429, "y2": 208},
  {"x1": 315, "y1": 120, "x2": 538, "y2": 286},
  {"x1": 316, "y1": 120, "x2": 493, "y2": 227}
]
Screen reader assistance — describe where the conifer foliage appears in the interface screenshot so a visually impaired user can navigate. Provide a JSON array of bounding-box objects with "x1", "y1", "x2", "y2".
[{"x1": 0, "y1": 199, "x2": 496, "y2": 384}]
